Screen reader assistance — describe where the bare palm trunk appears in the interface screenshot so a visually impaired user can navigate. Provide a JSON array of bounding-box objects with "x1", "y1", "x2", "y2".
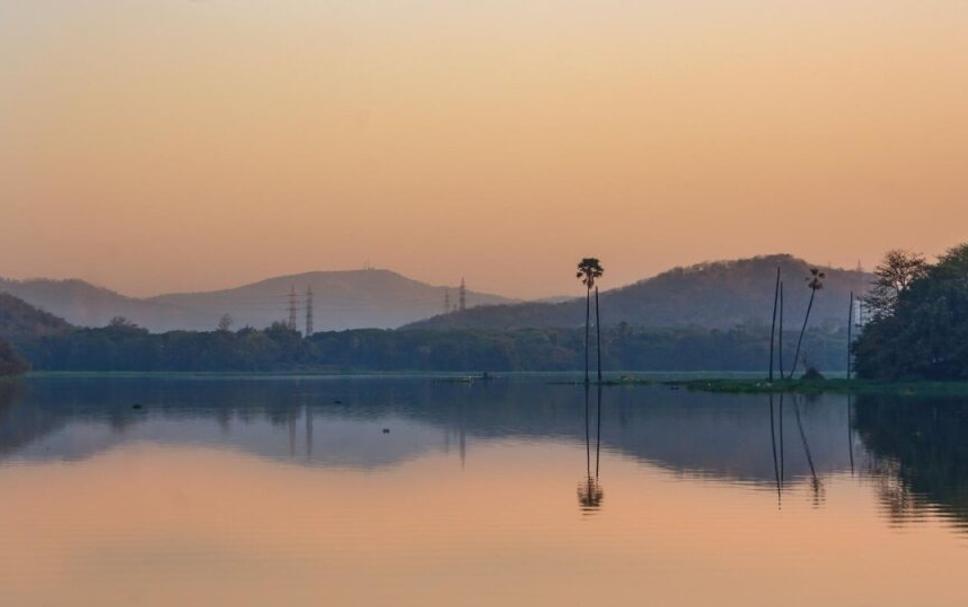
[
  {"x1": 846, "y1": 291, "x2": 854, "y2": 380},
  {"x1": 779, "y1": 282, "x2": 785, "y2": 379},
  {"x1": 584, "y1": 286, "x2": 591, "y2": 384},
  {"x1": 595, "y1": 286, "x2": 602, "y2": 384},
  {"x1": 769, "y1": 267, "x2": 780, "y2": 381},
  {"x1": 790, "y1": 288, "x2": 817, "y2": 378}
]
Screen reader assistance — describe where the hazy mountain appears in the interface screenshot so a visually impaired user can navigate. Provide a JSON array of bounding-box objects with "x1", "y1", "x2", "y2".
[
  {"x1": 0, "y1": 270, "x2": 513, "y2": 333},
  {"x1": 406, "y1": 254, "x2": 870, "y2": 331},
  {"x1": 0, "y1": 292, "x2": 73, "y2": 342}
]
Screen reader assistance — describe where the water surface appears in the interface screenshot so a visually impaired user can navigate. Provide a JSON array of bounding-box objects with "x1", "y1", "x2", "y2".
[{"x1": 0, "y1": 376, "x2": 966, "y2": 606}]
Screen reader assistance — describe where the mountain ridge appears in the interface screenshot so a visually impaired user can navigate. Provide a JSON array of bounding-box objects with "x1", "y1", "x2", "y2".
[
  {"x1": 0, "y1": 269, "x2": 513, "y2": 333},
  {"x1": 405, "y1": 254, "x2": 870, "y2": 331}
]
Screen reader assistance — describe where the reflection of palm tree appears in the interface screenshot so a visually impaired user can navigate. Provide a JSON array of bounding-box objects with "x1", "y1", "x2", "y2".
[
  {"x1": 578, "y1": 476, "x2": 604, "y2": 512},
  {"x1": 769, "y1": 394, "x2": 782, "y2": 506},
  {"x1": 790, "y1": 268, "x2": 825, "y2": 377},
  {"x1": 847, "y1": 394, "x2": 854, "y2": 475},
  {"x1": 779, "y1": 393, "x2": 785, "y2": 484},
  {"x1": 794, "y1": 398, "x2": 824, "y2": 504},
  {"x1": 576, "y1": 258, "x2": 604, "y2": 385},
  {"x1": 595, "y1": 384, "x2": 602, "y2": 478},
  {"x1": 577, "y1": 384, "x2": 605, "y2": 512}
]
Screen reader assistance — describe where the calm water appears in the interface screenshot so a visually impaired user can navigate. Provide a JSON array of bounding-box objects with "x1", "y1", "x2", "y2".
[{"x1": 1, "y1": 376, "x2": 967, "y2": 606}]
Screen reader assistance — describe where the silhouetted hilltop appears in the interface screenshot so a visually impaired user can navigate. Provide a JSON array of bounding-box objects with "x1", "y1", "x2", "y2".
[
  {"x1": 0, "y1": 270, "x2": 513, "y2": 333},
  {"x1": 0, "y1": 292, "x2": 73, "y2": 341},
  {"x1": 406, "y1": 255, "x2": 869, "y2": 330}
]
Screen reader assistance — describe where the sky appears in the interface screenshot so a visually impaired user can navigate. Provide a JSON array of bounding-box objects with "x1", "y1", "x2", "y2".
[{"x1": 2, "y1": 1, "x2": 967, "y2": 299}]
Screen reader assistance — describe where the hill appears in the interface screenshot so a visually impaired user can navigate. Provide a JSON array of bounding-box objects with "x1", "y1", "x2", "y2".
[
  {"x1": 0, "y1": 270, "x2": 513, "y2": 333},
  {"x1": 0, "y1": 292, "x2": 73, "y2": 342},
  {"x1": 406, "y1": 255, "x2": 869, "y2": 331}
]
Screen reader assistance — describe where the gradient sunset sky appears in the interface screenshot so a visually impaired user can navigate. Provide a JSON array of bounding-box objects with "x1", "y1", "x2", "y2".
[{"x1": 2, "y1": 1, "x2": 967, "y2": 298}]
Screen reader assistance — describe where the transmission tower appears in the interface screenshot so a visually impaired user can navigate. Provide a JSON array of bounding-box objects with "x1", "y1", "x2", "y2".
[
  {"x1": 443, "y1": 288, "x2": 451, "y2": 314},
  {"x1": 287, "y1": 286, "x2": 298, "y2": 331},
  {"x1": 305, "y1": 286, "x2": 314, "y2": 336},
  {"x1": 458, "y1": 277, "x2": 466, "y2": 312}
]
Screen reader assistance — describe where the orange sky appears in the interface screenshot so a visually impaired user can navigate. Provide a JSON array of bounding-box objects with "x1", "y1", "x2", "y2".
[{"x1": 2, "y1": 1, "x2": 967, "y2": 298}]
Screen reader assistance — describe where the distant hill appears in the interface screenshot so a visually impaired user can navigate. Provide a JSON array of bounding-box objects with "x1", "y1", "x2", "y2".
[
  {"x1": 406, "y1": 255, "x2": 870, "y2": 331},
  {"x1": 0, "y1": 292, "x2": 73, "y2": 342},
  {"x1": 0, "y1": 270, "x2": 513, "y2": 333}
]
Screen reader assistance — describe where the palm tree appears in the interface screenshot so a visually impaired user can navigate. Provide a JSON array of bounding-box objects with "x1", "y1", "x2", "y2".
[
  {"x1": 790, "y1": 268, "x2": 825, "y2": 377},
  {"x1": 769, "y1": 266, "x2": 780, "y2": 381},
  {"x1": 576, "y1": 258, "x2": 604, "y2": 384}
]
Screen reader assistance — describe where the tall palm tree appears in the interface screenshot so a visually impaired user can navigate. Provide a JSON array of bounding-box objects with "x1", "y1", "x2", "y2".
[
  {"x1": 790, "y1": 268, "x2": 825, "y2": 377},
  {"x1": 769, "y1": 266, "x2": 780, "y2": 381},
  {"x1": 576, "y1": 258, "x2": 604, "y2": 384}
]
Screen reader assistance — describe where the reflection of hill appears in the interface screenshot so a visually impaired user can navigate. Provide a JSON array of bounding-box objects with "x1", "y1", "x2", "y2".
[
  {"x1": 1, "y1": 378, "x2": 861, "y2": 488},
  {"x1": 852, "y1": 394, "x2": 968, "y2": 525}
]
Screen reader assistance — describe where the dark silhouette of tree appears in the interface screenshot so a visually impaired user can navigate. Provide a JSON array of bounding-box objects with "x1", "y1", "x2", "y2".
[
  {"x1": 863, "y1": 249, "x2": 927, "y2": 320},
  {"x1": 769, "y1": 266, "x2": 780, "y2": 381},
  {"x1": 217, "y1": 314, "x2": 234, "y2": 332},
  {"x1": 855, "y1": 242, "x2": 968, "y2": 380},
  {"x1": 108, "y1": 316, "x2": 139, "y2": 329},
  {"x1": 778, "y1": 281, "x2": 785, "y2": 378},
  {"x1": 576, "y1": 258, "x2": 604, "y2": 384},
  {"x1": 0, "y1": 338, "x2": 29, "y2": 376},
  {"x1": 790, "y1": 268, "x2": 825, "y2": 377}
]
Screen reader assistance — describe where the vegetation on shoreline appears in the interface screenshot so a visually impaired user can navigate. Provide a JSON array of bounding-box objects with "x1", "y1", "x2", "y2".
[
  {"x1": 854, "y1": 243, "x2": 968, "y2": 381},
  {"x1": 10, "y1": 322, "x2": 849, "y2": 374},
  {"x1": 0, "y1": 338, "x2": 29, "y2": 377},
  {"x1": 660, "y1": 377, "x2": 968, "y2": 396}
]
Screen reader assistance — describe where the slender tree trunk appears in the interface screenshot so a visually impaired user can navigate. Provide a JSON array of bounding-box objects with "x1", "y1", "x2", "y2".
[
  {"x1": 790, "y1": 288, "x2": 817, "y2": 378},
  {"x1": 779, "y1": 282, "x2": 785, "y2": 379},
  {"x1": 769, "y1": 267, "x2": 780, "y2": 381},
  {"x1": 846, "y1": 291, "x2": 854, "y2": 380},
  {"x1": 595, "y1": 286, "x2": 602, "y2": 384},
  {"x1": 584, "y1": 286, "x2": 591, "y2": 384}
]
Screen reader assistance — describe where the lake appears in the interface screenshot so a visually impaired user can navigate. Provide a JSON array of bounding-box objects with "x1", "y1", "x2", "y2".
[{"x1": 1, "y1": 375, "x2": 966, "y2": 606}]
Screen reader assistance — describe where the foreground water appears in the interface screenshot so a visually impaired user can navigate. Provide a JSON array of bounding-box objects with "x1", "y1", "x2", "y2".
[{"x1": 0, "y1": 376, "x2": 966, "y2": 606}]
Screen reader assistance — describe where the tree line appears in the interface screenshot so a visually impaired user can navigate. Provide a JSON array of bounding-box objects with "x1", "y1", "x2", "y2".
[
  {"x1": 12, "y1": 320, "x2": 847, "y2": 373},
  {"x1": 853, "y1": 243, "x2": 968, "y2": 380}
]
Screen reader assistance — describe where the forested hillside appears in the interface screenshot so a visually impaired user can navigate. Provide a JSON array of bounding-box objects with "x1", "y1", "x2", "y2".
[{"x1": 408, "y1": 255, "x2": 868, "y2": 331}]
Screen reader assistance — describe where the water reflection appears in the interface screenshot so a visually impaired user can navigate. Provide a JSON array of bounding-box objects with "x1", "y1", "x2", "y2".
[
  {"x1": 794, "y1": 396, "x2": 825, "y2": 505},
  {"x1": 0, "y1": 377, "x2": 967, "y2": 529},
  {"x1": 3, "y1": 377, "x2": 968, "y2": 605},
  {"x1": 852, "y1": 393, "x2": 968, "y2": 527},
  {"x1": 577, "y1": 385, "x2": 604, "y2": 513}
]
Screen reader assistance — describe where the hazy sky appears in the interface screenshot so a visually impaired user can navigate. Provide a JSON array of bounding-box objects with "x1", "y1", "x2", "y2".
[{"x1": 2, "y1": 1, "x2": 967, "y2": 298}]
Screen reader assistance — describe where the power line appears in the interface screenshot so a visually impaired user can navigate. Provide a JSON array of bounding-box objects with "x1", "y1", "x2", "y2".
[
  {"x1": 458, "y1": 277, "x2": 466, "y2": 312},
  {"x1": 287, "y1": 285, "x2": 298, "y2": 330},
  {"x1": 305, "y1": 286, "x2": 314, "y2": 336}
]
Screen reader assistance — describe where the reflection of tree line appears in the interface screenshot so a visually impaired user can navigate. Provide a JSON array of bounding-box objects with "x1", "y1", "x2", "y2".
[
  {"x1": 851, "y1": 394, "x2": 968, "y2": 525},
  {"x1": 3, "y1": 379, "x2": 968, "y2": 526}
]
